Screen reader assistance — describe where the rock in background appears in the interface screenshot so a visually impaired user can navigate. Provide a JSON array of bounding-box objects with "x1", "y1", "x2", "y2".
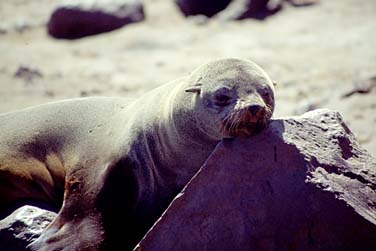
[
  {"x1": 174, "y1": 0, "x2": 317, "y2": 20},
  {"x1": 48, "y1": 0, "x2": 145, "y2": 39},
  {"x1": 0, "y1": 206, "x2": 56, "y2": 251},
  {"x1": 135, "y1": 109, "x2": 376, "y2": 251},
  {"x1": 175, "y1": 0, "x2": 232, "y2": 17},
  {"x1": 214, "y1": 0, "x2": 278, "y2": 20}
]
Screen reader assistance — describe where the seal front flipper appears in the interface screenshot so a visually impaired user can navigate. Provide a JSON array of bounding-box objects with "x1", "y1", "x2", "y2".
[
  {"x1": 29, "y1": 157, "x2": 143, "y2": 251},
  {"x1": 96, "y1": 157, "x2": 143, "y2": 251},
  {"x1": 27, "y1": 211, "x2": 104, "y2": 251},
  {"x1": 28, "y1": 168, "x2": 106, "y2": 251}
]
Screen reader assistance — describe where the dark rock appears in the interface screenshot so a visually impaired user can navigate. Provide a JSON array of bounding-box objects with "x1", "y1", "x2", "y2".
[
  {"x1": 14, "y1": 65, "x2": 43, "y2": 84},
  {"x1": 175, "y1": 0, "x2": 232, "y2": 17},
  {"x1": 175, "y1": 0, "x2": 281, "y2": 20},
  {"x1": 48, "y1": 0, "x2": 145, "y2": 39},
  {"x1": 215, "y1": 0, "x2": 280, "y2": 20},
  {"x1": 286, "y1": 0, "x2": 318, "y2": 7},
  {"x1": 0, "y1": 206, "x2": 56, "y2": 251},
  {"x1": 135, "y1": 109, "x2": 376, "y2": 251},
  {"x1": 176, "y1": 0, "x2": 319, "y2": 20},
  {"x1": 342, "y1": 76, "x2": 376, "y2": 98}
]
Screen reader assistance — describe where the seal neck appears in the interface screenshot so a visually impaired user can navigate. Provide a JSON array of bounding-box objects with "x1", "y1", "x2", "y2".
[
  {"x1": 169, "y1": 79, "x2": 219, "y2": 146},
  {"x1": 156, "y1": 80, "x2": 219, "y2": 186}
]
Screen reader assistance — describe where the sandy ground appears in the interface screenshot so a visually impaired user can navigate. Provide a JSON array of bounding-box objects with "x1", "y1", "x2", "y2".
[{"x1": 0, "y1": 0, "x2": 375, "y2": 156}]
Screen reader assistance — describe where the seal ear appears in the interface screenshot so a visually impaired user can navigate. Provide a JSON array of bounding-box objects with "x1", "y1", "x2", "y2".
[
  {"x1": 272, "y1": 81, "x2": 277, "y2": 87},
  {"x1": 185, "y1": 87, "x2": 201, "y2": 94},
  {"x1": 185, "y1": 84, "x2": 202, "y2": 94}
]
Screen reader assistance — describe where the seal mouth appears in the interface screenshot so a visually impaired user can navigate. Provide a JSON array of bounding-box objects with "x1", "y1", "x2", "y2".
[{"x1": 220, "y1": 105, "x2": 272, "y2": 138}]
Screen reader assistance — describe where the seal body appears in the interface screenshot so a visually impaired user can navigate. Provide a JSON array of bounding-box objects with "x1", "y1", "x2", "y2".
[{"x1": 0, "y1": 58, "x2": 275, "y2": 250}]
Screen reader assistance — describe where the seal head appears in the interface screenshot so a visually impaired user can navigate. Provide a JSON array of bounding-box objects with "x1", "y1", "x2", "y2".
[{"x1": 185, "y1": 58, "x2": 275, "y2": 139}]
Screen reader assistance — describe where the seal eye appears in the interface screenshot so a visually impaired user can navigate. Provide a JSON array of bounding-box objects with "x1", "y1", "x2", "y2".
[
  {"x1": 260, "y1": 88, "x2": 271, "y2": 99},
  {"x1": 215, "y1": 94, "x2": 231, "y2": 106}
]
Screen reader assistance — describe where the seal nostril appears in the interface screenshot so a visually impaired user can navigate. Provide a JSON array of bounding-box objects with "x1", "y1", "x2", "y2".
[{"x1": 248, "y1": 104, "x2": 261, "y2": 115}]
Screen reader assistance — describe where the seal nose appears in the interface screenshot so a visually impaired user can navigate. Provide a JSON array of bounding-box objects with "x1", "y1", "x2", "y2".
[{"x1": 248, "y1": 104, "x2": 261, "y2": 115}]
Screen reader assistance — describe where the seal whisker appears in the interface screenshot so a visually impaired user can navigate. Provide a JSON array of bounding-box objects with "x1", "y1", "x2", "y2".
[{"x1": 230, "y1": 110, "x2": 241, "y2": 135}]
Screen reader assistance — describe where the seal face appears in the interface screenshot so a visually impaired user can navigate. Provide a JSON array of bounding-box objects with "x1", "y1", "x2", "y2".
[
  {"x1": 218, "y1": 79, "x2": 274, "y2": 138},
  {"x1": 186, "y1": 58, "x2": 275, "y2": 139},
  {"x1": 0, "y1": 58, "x2": 275, "y2": 251}
]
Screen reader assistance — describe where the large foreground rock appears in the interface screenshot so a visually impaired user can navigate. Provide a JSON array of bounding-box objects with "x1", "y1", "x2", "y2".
[
  {"x1": 48, "y1": 0, "x2": 144, "y2": 39},
  {"x1": 0, "y1": 206, "x2": 56, "y2": 251},
  {"x1": 135, "y1": 109, "x2": 376, "y2": 251}
]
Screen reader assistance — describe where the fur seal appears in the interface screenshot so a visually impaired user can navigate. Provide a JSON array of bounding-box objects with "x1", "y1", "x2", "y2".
[{"x1": 0, "y1": 58, "x2": 275, "y2": 250}]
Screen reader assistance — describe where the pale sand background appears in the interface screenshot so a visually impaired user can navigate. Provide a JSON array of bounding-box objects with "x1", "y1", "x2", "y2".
[{"x1": 0, "y1": 0, "x2": 375, "y2": 155}]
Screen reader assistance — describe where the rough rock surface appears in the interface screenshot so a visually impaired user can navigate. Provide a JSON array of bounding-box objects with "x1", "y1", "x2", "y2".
[
  {"x1": 135, "y1": 109, "x2": 376, "y2": 251},
  {"x1": 0, "y1": 206, "x2": 56, "y2": 251},
  {"x1": 48, "y1": 0, "x2": 145, "y2": 39}
]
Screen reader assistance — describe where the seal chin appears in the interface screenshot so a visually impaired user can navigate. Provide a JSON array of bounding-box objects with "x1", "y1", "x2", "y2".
[
  {"x1": 220, "y1": 106, "x2": 272, "y2": 138},
  {"x1": 221, "y1": 121, "x2": 267, "y2": 138},
  {"x1": 233, "y1": 122, "x2": 266, "y2": 138}
]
